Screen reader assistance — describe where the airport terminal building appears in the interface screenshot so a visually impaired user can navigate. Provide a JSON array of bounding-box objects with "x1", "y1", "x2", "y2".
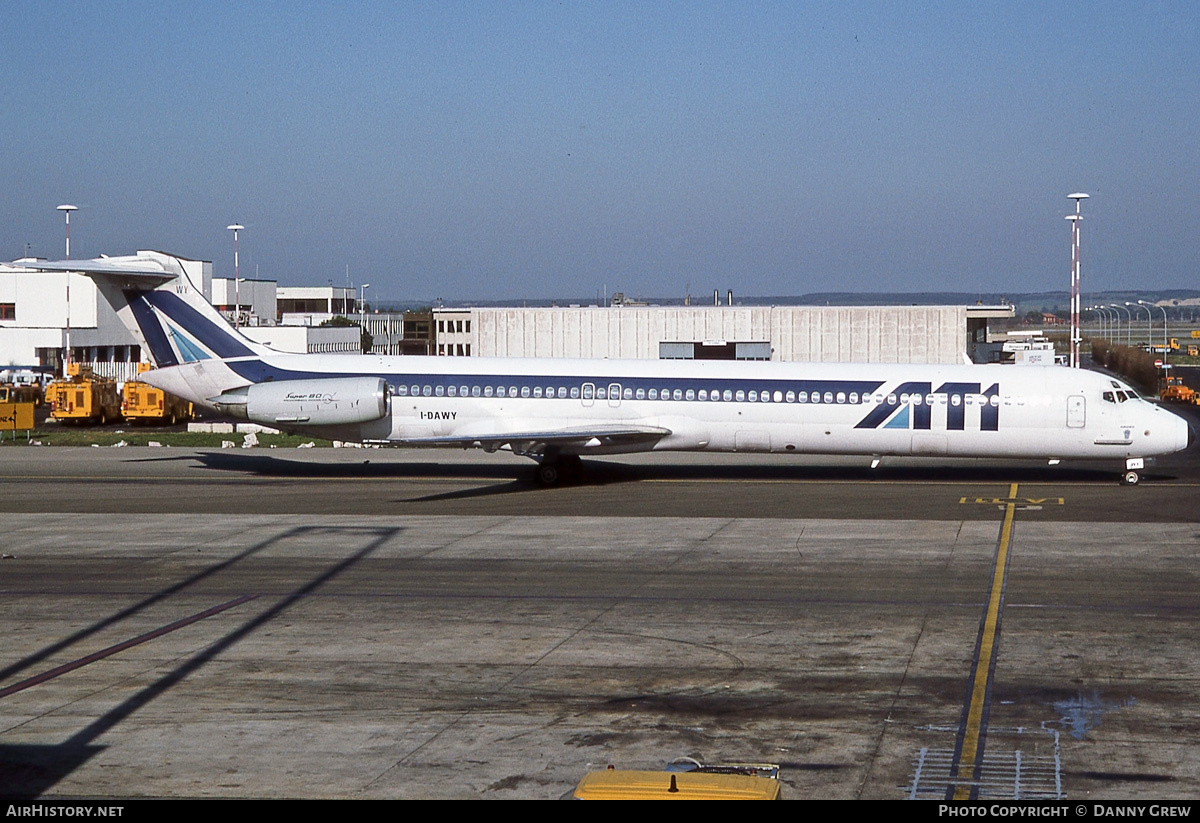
[{"x1": 421, "y1": 304, "x2": 1013, "y2": 364}]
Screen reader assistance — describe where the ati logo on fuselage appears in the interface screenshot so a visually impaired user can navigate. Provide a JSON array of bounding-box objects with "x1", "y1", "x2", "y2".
[
  {"x1": 854, "y1": 381, "x2": 1000, "y2": 431},
  {"x1": 421, "y1": 411, "x2": 457, "y2": 420}
]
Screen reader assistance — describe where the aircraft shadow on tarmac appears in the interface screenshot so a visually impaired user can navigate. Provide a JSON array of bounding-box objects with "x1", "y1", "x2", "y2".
[
  {"x1": 0, "y1": 524, "x2": 398, "y2": 798},
  {"x1": 146, "y1": 450, "x2": 1177, "y2": 493}
]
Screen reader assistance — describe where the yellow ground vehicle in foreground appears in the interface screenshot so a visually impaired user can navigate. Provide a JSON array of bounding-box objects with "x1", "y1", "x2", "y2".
[
  {"x1": 45, "y1": 364, "x2": 121, "y2": 425},
  {"x1": 122, "y1": 365, "x2": 193, "y2": 424},
  {"x1": 1160, "y1": 375, "x2": 1200, "y2": 405},
  {"x1": 568, "y1": 760, "x2": 781, "y2": 800}
]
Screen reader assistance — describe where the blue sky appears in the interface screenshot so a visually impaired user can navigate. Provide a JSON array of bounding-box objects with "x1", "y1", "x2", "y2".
[{"x1": 2, "y1": 1, "x2": 1197, "y2": 301}]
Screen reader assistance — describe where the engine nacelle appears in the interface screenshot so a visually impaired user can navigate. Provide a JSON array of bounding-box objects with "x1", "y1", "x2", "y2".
[{"x1": 212, "y1": 377, "x2": 390, "y2": 427}]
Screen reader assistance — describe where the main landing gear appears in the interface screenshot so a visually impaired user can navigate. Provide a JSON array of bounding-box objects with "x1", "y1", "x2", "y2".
[{"x1": 535, "y1": 454, "x2": 583, "y2": 486}]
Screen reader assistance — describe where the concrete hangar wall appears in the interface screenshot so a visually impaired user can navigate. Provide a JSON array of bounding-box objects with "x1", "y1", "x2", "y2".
[{"x1": 436, "y1": 305, "x2": 970, "y2": 364}]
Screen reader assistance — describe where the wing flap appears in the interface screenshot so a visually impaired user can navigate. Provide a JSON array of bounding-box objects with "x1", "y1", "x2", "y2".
[{"x1": 396, "y1": 424, "x2": 671, "y2": 455}]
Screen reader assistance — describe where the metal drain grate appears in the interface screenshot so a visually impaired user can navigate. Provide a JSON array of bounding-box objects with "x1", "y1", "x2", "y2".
[{"x1": 905, "y1": 725, "x2": 1064, "y2": 800}]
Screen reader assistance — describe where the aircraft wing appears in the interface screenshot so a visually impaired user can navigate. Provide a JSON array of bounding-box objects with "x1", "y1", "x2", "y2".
[{"x1": 395, "y1": 424, "x2": 671, "y2": 456}]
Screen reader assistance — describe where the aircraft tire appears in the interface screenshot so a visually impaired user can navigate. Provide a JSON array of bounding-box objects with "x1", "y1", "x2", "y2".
[
  {"x1": 536, "y1": 463, "x2": 560, "y2": 486},
  {"x1": 1122, "y1": 470, "x2": 1140, "y2": 486}
]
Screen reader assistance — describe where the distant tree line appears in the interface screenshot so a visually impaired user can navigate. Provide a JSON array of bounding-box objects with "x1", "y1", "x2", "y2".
[{"x1": 1089, "y1": 339, "x2": 1158, "y2": 392}]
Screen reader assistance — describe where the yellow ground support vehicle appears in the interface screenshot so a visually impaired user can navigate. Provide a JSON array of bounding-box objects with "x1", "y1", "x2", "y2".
[
  {"x1": 122, "y1": 365, "x2": 193, "y2": 424},
  {"x1": 1160, "y1": 375, "x2": 1200, "y2": 405},
  {"x1": 568, "y1": 760, "x2": 781, "y2": 800},
  {"x1": 45, "y1": 364, "x2": 121, "y2": 425},
  {"x1": 0, "y1": 384, "x2": 42, "y2": 405}
]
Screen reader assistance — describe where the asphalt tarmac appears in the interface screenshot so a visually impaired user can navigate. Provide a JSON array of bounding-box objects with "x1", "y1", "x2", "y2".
[{"x1": 1, "y1": 417, "x2": 1198, "y2": 799}]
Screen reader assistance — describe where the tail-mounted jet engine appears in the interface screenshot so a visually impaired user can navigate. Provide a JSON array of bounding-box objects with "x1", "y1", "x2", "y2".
[{"x1": 212, "y1": 377, "x2": 390, "y2": 426}]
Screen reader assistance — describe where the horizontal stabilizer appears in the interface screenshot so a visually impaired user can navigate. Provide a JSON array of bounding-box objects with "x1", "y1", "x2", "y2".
[{"x1": 13, "y1": 257, "x2": 177, "y2": 286}]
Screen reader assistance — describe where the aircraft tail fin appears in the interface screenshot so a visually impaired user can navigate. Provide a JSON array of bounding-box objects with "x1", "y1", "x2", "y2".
[{"x1": 20, "y1": 250, "x2": 275, "y2": 367}]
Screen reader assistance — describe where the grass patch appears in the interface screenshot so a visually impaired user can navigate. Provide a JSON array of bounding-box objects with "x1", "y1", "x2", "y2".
[{"x1": 2, "y1": 428, "x2": 334, "y2": 448}]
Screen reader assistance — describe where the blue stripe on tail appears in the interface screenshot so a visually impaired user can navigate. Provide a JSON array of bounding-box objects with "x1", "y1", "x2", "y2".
[{"x1": 142, "y1": 290, "x2": 255, "y2": 359}]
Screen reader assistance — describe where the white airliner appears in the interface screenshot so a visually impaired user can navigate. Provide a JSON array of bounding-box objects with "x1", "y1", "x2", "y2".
[{"x1": 26, "y1": 251, "x2": 1193, "y2": 485}]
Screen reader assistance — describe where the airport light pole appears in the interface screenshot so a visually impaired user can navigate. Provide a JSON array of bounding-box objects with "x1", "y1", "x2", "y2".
[
  {"x1": 1098, "y1": 305, "x2": 1117, "y2": 345},
  {"x1": 57, "y1": 205, "x2": 77, "y2": 371},
  {"x1": 1066, "y1": 193, "x2": 1089, "y2": 368},
  {"x1": 1127, "y1": 302, "x2": 1152, "y2": 349},
  {"x1": 1086, "y1": 306, "x2": 1104, "y2": 342},
  {"x1": 359, "y1": 283, "x2": 370, "y2": 352},
  {"x1": 227, "y1": 224, "x2": 244, "y2": 328},
  {"x1": 1110, "y1": 303, "x2": 1132, "y2": 347},
  {"x1": 1097, "y1": 306, "x2": 1115, "y2": 342},
  {"x1": 1139, "y1": 300, "x2": 1168, "y2": 352}
]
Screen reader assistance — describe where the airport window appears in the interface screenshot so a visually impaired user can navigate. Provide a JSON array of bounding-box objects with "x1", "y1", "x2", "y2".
[{"x1": 0, "y1": 303, "x2": 13, "y2": 321}]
